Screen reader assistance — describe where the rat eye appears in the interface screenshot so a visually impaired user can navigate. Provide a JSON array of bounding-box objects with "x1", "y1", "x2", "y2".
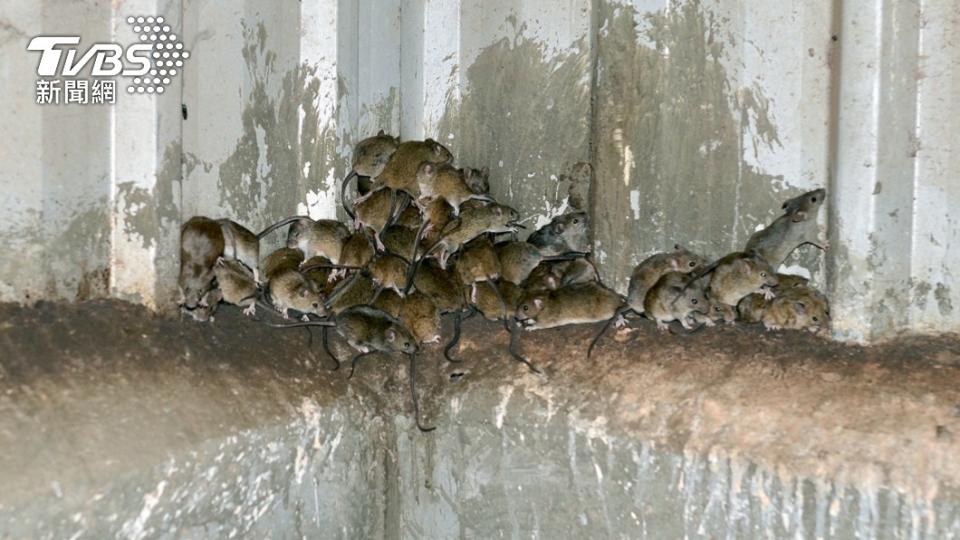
[
  {"x1": 688, "y1": 261, "x2": 696, "y2": 267},
  {"x1": 691, "y1": 299, "x2": 698, "y2": 305},
  {"x1": 404, "y1": 342, "x2": 411, "y2": 348},
  {"x1": 760, "y1": 272, "x2": 767, "y2": 277},
  {"x1": 812, "y1": 316, "x2": 819, "y2": 322},
  {"x1": 811, "y1": 196, "x2": 818, "y2": 203},
  {"x1": 714, "y1": 306, "x2": 721, "y2": 312},
  {"x1": 313, "y1": 302, "x2": 319, "y2": 308},
  {"x1": 522, "y1": 305, "x2": 529, "y2": 311},
  {"x1": 572, "y1": 218, "x2": 579, "y2": 224}
]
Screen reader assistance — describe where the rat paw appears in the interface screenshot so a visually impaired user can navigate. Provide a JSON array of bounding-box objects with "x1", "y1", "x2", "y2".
[
  {"x1": 243, "y1": 304, "x2": 257, "y2": 317},
  {"x1": 301, "y1": 314, "x2": 310, "y2": 322},
  {"x1": 762, "y1": 289, "x2": 776, "y2": 300}
]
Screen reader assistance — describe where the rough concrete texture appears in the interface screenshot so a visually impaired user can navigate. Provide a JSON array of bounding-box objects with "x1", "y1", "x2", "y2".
[{"x1": 3, "y1": 301, "x2": 960, "y2": 538}]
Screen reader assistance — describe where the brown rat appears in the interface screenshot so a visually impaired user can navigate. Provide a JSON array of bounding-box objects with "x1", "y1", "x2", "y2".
[
  {"x1": 526, "y1": 212, "x2": 591, "y2": 256},
  {"x1": 399, "y1": 292, "x2": 442, "y2": 345},
  {"x1": 270, "y1": 305, "x2": 435, "y2": 432},
  {"x1": 409, "y1": 258, "x2": 466, "y2": 315},
  {"x1": 453, "y1": 236, "x2": 501, "y2": 286},
  {"x1": 685, "y1": 251, "x2": 780, "y2": 308},
  {"x1": 515, "y1": 281, "x2": 622, "y2": 331},
  {"x1": 419, "y1": 197, "x2": 456, "y2": 247},
  {"x1": 415, "y1": 203, "x2": 522, "y2": 271},
  {"x1": 373, "y1": 139, "x2": 453, "y2": 198},
  {"x1": 643, "y1": 271, "x2": 712, "y2": 332},
  {"x1": 324, "y1": 271, "x2": 377, "y2": 315},
  {"x1": 381, "y1": 225, "x2": 419, "y2": 261},
  {"x1": 213, "y1": 257, "x2": 259, "y2": 316},
  {"x1": 341, "y1": 130, "x2": 401, "y2": 214},
  {"x1": 179, "y1": 216, "x2": 226, "y2": 309},
  {"x1": 416, "y1": 163, "x2": 494, "y2": 214},
  {"x1": 284, "y1": 217, "x2": 351, "y2": 264},
  {"x1": 339, "y1": 231, "x2": 376, "y2": 269},
  {"x1": 496, "y1": 240, "x2": 588, "y2": 285},
  {"x1": 745, "y1": 188, "x2": 828, "y2": 267},
  {"x1": 368, "y1": 253, "x2": 411, "y2": 296},
  {"x1": 461, "y1": 166, "x2": 490, "y2": 194},
  {"x1": 261, "y1": 248, "x2": 325, "y2": 319},
  {"x1": 371, "y1": 287, "x2": 404, "y2": 318},
  {"x1": 348, "y1": 187, "x2": 401, "y2": 251},
  {"x1": 738, "y1": 281, "x2": 829, "y2": 334},
  {"x1": 182, "y1": 287, "x2": 222, "y2": 323}
]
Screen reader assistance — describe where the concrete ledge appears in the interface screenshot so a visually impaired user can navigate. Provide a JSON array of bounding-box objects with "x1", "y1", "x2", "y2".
[{"x1": 1, "y1": 301, "x2": 959, "y2": 538}]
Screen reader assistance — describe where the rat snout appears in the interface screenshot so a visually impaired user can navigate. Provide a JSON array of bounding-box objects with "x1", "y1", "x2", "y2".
[{"x1": 765, "y1": 274, "x2": 780, "y2": 287}]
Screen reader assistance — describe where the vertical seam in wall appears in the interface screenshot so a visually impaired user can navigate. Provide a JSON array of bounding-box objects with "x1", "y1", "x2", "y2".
[
  {"x1": 107, "y1": 5, "x2": 120, "y2": 297},
  {"x1": 908, "y1": 0, "x2": 926, "y2": 330},
  {"x1": 587, "y1": 0, "x2": 600, "y2": 252},
  {"x1": 825, "y1": 0, "x2": 844, "y2": 306}
]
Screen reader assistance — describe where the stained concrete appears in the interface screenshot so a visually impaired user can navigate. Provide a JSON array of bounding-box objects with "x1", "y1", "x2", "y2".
[{"x1": 3, "y1": 301, "x2": 960, "y2": 538}]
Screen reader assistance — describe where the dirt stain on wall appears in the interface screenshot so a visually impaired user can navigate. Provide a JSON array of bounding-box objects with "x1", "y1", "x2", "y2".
[
  {"x1": 591, "y1": 0, "x2": 804, "y2": 291},
  {"x1": 437, "y1": 32, "x2": 592, "y2": 231}
]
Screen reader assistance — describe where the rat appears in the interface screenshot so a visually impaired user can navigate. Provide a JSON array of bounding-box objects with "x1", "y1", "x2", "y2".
[
  {"x1": 339, "y1": 231, "x2": 376, "y2": 269},
  {"x1": 410, "y1": 203, "x2": 522, "y2": 277},
  {"x1": 212, "y1": 257, "x2": 259, "y2": 316},
  {"x1": 453, "y1": 236, "x2": 501, "y2": 286},
  {"x1": 372, "y1": 287, "x2": 404, "y2": 318},
  {"x1": 738, "y1": 279, "x2": 829, "y2": 333},
  {"x1": 347, "y1": 187, "x2": 405, "y2": 250},
  {"x1": 324, "y1": 271, "x2": 378, "y2": 315},
  {"x1": 588, "y1": 247, "x2": 706, "y2": 357},
  {"x1": 745, "y1": 188, "x2": 828, "y2": 267},
  {"x1": 179, "y1": 216, "x2": 226, "y2": 310},
  {"x1": 515, "y1": 281, "x2": 622, "y2": 331},
  {"x1": 644, "y1": 271, "x2": 712, "y2": 332},
  {"x1": 526, "y1": 212, "x2": 591, "y2": 256},
  {"x1": 555, "y1": 257, "x2": 600, "y2": 286},
  {"x1": 372, "y1": 139, "x2": 453, "y2": 198},
  {"x1": 409, "y1": 257, "x2": 466, "y2": 315},
  {"x1": 416, "y1": 163, "x2": 495, "y2": 214},
  {"x1": 283, "y1": 217, "x2": 352, "y2": 264},
  {"x1": 381, "y1": 225, "x2": 420, "y2": 261},
  {"x1": 341, "y1": 130, "x2": 401, "y2": 214},
  {"x1": 419, "y1": 197, "x2": 456, "y2": 248},
  {"x1": 683, "y1": 251, "x2": 780, "y2": 308},
  {"x1": 444, "y1": 280, "x2": 524, "y2": 363},
  {"x1": 368, "y1": 253, "x2": 411, "y2": 297},
  {"x1": 181, "y1": 287, "x2": 223, "y2": 322},
  {"x1": 399, "y1": 292, "x2": 442, "y2": 345},
  {"x1": 496, "y1": 240, "x2": 589, "y2": 285},
  {"x1": 261, "y1": 248, "x2": 326, "y2": 319},
  {"x1": 269, "y1": 306, "x2": 435, "y2": 432},
  {"x1": 461, "y1": 166, "x2": 490, "y2": 194}
]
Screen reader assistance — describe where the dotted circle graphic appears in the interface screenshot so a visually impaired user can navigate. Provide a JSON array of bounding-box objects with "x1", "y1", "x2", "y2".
[{"x1": 125, "y1": 15, "x2": 190, "y2": 95}]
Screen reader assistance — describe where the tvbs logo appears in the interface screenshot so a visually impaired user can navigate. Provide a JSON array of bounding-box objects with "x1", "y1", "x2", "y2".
[{"x1": 28, "y1": 16, "x2": 190, "y2": 104}]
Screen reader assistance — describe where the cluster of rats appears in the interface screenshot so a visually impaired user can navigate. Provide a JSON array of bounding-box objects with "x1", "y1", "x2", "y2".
[{"x1": 178, "y1": 127, "x2": 830, "y2": 432}]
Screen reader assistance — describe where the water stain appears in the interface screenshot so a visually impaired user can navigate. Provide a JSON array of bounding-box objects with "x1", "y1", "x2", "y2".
[
  {"x1": 436, "y1": 32, "x2": 592, "y2": 233},
  {"x1": 591, "y1": 0, "x2": 801, "y2": 291}
]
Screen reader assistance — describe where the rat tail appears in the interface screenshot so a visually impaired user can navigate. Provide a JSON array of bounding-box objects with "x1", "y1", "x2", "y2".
[
  {"x1": 541, "y1": 251, "x2": 591, "y2": 263},
  {"x1": 408, "y1": 351, "x2": 436, "y2": 432},
  {"x1": 256, "y1": 216, "x2": 311, "y2": 240},
  {"x1": 402, "y1": 219, "x2": 442, "y2": 295},
  {"x1": 507, "y1": 319, "x2": 543, "y2": 374},
  {"x1": 341, "y1": 171, "x2": 358, "y2": 220},
  {"x1": 587, "y1": 305, "x2": 632, "y2": 359}
]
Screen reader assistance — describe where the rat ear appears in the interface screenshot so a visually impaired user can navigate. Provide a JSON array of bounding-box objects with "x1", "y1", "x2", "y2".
[
  {"x1": 425, "y1": 138, "x2": 436, "y2": 144},
  {"x1": 421, "y1": 162, "x2": 436, "y2": 176},
  {"x1": 533, "y1": 298, "x2": 543, "y2": 309},
  {"x1": 480, "y1": 166, "x2": 489, "y2": 176},
  {"x1": 555, "y1": 221, "x2": 566, "y2": 233},
  {"x1": 495, "y1": 206, "x2": 503, "y2": 216},
  {"x1": 377, "y1": 129, "x2": 385, "y2": 136},
  {"x1": 794, "y1": 301, "x2": 807, "y2": 314},
  {"x1": 386, "y1": 328, "x2": 397, "y2": 342},
  {"x1": 299, "y1": 288, "x2": 310, "y2": 298},
  {"x1": 463, "y1": 168, "x2": 473, "y2": 179}
]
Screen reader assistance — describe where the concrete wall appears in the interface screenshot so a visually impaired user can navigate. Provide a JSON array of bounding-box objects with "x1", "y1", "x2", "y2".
[{"x1": 0, "y1": 0, "x2": 958, "y2": 337}]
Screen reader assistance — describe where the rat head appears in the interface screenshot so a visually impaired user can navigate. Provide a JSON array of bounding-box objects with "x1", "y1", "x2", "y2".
[
  {"x1": 708, "y1": 298, "x2": 737, "y2": 324},
  {"x1": 670, "y1": 244, "x2": 708, "y2": 273},
  {"x1": 284, "y1": 218, "x2": 315, "y2": 250},
  {"x1": 781, "y1": 188, "x2": 826, "y2": 219},
  {"x1": 415, "y1": 162, "x2": 440, "y2": 195},
  {"x1": 515, "y1": 294, "x2": 547, "y2": 325},
  {"x1": 479, "y1": 203, "x2": 522, "y2": 234},
  {"x1": 552, "y1": 212, "x2": 591, "y2": 253},
  {"x1": 424, "y1": 138, "x2": 454, "y2": 164},
  {"x1": 783, "y1": 296, "x2": 830, "y2": 335},
  {"x1": 672, "y1": 278, "x2": 709, "y2": 317},
  {"x1": 352, "y1": 130, "x2": 400, "y2": 177},
  {"x1": 179, "y1": 263, "x2": 216, "y2": 310},
  {"x1": 462, "y1": 166, "x2": 490, "y2": 194},
  {"x1": 288, "y1": 283, "x2": 326, "y2": 317},
  {"x1": 746, "y1": 256, "x2": 779, "y2": 289},
  {"x1": 385, "y1": 324, "x2": 418, "y2": 354}
]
